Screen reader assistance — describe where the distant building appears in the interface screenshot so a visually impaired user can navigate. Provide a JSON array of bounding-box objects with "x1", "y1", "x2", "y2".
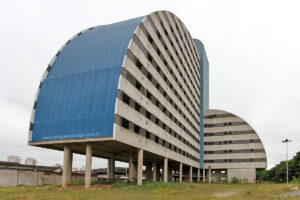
[
  {"x1": 0, "y1": 161, "x2": 60, "y2": 172},
  {"x1": 204, "y1": 109, "x2": 267, "y2": 183},
  {"x1": 7, "y1": 156, "x2": 22, "y2": 163},
  {"x1": 24, "y1": 158, "x2": 38, "y2": 165}
]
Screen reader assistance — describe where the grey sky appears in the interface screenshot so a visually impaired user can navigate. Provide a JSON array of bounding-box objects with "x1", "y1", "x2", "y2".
[{"x1": 0, "y1": 0, "x2": 299, "y2": 169}]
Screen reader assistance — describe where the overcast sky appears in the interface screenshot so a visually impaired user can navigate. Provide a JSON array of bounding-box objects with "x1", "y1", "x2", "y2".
[{"x1": 0, "y1": 0, "x2": 299, "y2": 169}]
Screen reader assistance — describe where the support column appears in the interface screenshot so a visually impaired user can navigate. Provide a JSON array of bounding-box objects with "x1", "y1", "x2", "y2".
[
  {"x1": 67, "y1": 149, "x2": 73, "y2": 184},
  {"x1": 208, "y1": 166, "x2": 211, "y2": 184},
  {"x1": 202, "y1": 168, "x2": 206, "y2": 182},
  {"x1": 152, "y1": 161, "x2": 157, "y2": 182},
  {"x1": 179, "y1": 162, "x2": 183, "y2": 182},
  {"x1": 109, "y1": 154, "x2": 115, "y2": 182},
  {"x1": 189, "y1": 166, "x2": 193, "y2": 183},
  {"x1": 197, "y1": 168, "x2": 200, "y2": 182},
  {"x1": 128, "y1": 153, "x2": 134, "y2": 182},
  {"x1": 168, "y1": 165, "x2": 173, "y2": 182},
  {"x1": 163, "y1": 157, "x2": 168, "y2": 183},
  {"x1": 62, "y1": 145, "x2": 71, "y2": 188},
  {"x1": 85, "y1": 144, "x2": 92, "y2": 189},
  {"x1": 137, "y1": 149, "x2": 143, "y2": 185},
  {"x1": 146, "y1": 162, "x2": 152, "y2": 181},
  {"x1": 155, "y1": 163, "x2": 160, "y2": 181},
  {"x1": 107, "y1": 158, "x2": 111, "y2": 181}
]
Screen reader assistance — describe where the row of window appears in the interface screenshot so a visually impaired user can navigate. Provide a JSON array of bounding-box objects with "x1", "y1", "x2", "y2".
[
  {"x1": 204, "y1": 139, "x2": 261, "y2": 145},
  {"x1": 126, "y1": 48, "x2": 198, "y2": 135},
  {"x1": 147, "y1": 15, "x2": 200, "y2": 111},
  {"x1": 204, "y1": 113, "x2": 235, "y2": 119},
  {"x1": 140, "y1": 23, "x2": 200, "y2": 122},
  {"x1": 114, "y1": 114, "x2": 199, "y2": 162},
  {"x1": 117, "y1": 90, "x2": 199, "y2": 153},
  {"x1": 204, "y1": 158, "x2": 267, "y2": 163},
  {"x1": 120, "y1": 68, "x2": 199, "y2": 144},
  {"x1": 204, "y1": 149, "x2": 265, "y2": 154},
  {"x1": 161, "y1": 12, "x2": 201, "y2": 91},
  {"x1": 204, "y1": 130, "x2": 255, "y2": 137},
  {"x1": 167, "y1": 12, "x2": 201, "y2": 78},
  {"x1": 204, "y1": 122, "x2": 248, "y2": 128},
  {"x1": 152, "y1": 14, "x2": 201, "y2": 105},
  {"x1": 136, "y1": 23, "x2": 200, "y2": 126}
]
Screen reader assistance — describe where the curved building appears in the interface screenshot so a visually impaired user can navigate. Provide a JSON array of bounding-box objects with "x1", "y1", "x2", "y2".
[
  {"x1": 204, "y1": 109, "x2": 267, "y2": 183},
  {"x1": 28, "y1": 11, "x2": 202, "y2": 186}
]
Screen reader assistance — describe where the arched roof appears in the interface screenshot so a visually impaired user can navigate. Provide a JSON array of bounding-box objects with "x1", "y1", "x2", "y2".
[{"x1": 31, "y1": 16, "x2": 145, "y2": 141}]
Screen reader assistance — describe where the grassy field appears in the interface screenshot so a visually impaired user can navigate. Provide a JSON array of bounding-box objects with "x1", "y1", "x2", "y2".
[{"x1": 0, "y1": 182, "x2": 299, "y2": 200}]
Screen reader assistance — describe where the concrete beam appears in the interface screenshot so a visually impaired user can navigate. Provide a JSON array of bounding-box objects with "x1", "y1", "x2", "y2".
[
  {"x1": 85, "y1": 144, "x2": 92, "y2": 189},
  {"x1": 179, "y1": 162, "x2": 182, "y2": 182},
  {"x1": 137, "y1": 149, "x2": 143, "y2": 185},
  {"x1": 163, "y1": 157, "x2": 168, "y2": 183},
  {"x1": 62, "y1": 145, "x2": 71, "y2": 188}
]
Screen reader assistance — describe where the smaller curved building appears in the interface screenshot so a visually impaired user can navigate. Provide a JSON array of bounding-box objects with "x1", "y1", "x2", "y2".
[{"x1": 204, "y1": 109, "x2": 267, "y2": 183}]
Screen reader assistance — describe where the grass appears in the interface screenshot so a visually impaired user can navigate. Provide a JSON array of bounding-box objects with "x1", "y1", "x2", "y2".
[{"x1": 0, "y1": 182, "x2": 299, "y2": 200}]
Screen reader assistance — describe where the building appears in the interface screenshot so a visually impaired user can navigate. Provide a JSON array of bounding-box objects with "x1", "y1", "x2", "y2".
[
  {"x1": 24, "y1": 158, "x2": 38, "y2": 165},
  {"x1": 204, "y1": 109, "x2": 267, "y2": 183},
  {"x1": 7, "y1": 156, "x2": 22, "y2": 164},
  {"x1": 28, "y1": 10, "x2": 204, "y2": 187}
]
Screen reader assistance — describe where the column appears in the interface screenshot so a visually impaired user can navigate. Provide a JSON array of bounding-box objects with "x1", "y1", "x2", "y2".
[
  {"x1": 163, "y1": 157, "x2": 168, "y2": 183},
  {"x1": 85, "y1": 144, "x2": 92, "y2": 189},
  {"x1": 189, "y1": 166, "x2": 193, "y2": 183},
  {"x1": 137, "y1": 149, "x2": 143, "y2": 185},
  {"x1": 109, "y1": 154, "x2": 115, "y2": 181},
  {"x1": 179, "y1": 162, "x2": 183, "y2": 182},
  {"x1": 146, "y1": 162, "x2": 152, "y2": 181},
  {"x1": 202, "y1": 168, "x2": 206, "y2": 183},
  {"x1": 208, "y1": 166, "x2": 211, "y2": 184},
  {"x1": 128, "y1": 153, "x2": 134, "y2": 182},
  {"x1": 168, "y1": 165, "x2": 173, "y2": 182},
  {"x1": 197, "y1": 168, "x2": 200, "y2": 182},
  {"x1": 152, "y1": 161, "x2": 157, "y2": 182},
  {"x1": 62, "y1": 145, "x2": 70, "y2": 188},
  {"x1": 107, "y1": 158, "x2": 111, "y2": 181},
  {"x1": 67, "y1": 149, "x2": 73, "y2": 184}
]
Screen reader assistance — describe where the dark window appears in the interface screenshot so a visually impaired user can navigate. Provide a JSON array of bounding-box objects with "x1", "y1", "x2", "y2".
[{"x1": 121, "y1": 118, "x2": 129, "y2": 129}]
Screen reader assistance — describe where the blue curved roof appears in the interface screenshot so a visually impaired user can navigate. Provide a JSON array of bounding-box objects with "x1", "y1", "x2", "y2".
[{"x1": 32, "y1": 16, "x2": 145, "y2": 141}]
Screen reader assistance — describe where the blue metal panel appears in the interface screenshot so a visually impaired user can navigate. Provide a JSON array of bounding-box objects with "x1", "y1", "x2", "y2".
[
  {"x1": 194, "y1": 39, "x2": 209, "y2": 169},
  {"x1": 32, "y1": 16, "x2": 145, "y2": 141}
]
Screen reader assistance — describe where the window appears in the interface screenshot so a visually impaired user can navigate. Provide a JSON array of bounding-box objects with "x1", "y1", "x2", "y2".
[{"x1": 122, "y1": 118, "x2": 129, "y2": 129}]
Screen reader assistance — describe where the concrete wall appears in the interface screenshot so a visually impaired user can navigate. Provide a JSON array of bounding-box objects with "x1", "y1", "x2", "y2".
[
  {"x1": 227, "y1": 168, "x2": 256, "y2": 183},
  {"x1": 0, "y1": 169, "x2": 97, "y2": 187}
]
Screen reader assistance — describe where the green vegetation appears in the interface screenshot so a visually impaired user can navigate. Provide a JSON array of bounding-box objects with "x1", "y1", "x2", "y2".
[
  {"x1": 257, "y1": 151, "x2": 300, "y2": 183},
  {"x1": 0, "y1": 182, "x2": 299, "y2": 200}
]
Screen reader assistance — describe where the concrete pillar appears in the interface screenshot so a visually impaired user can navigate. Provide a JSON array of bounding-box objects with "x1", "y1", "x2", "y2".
[
  {"x1": 155, "y1": 163, "x2": 160, "y2": 181},
  {"x1": 163, "y1": 157, "x2": 168, "y2": 183},
  {"x1": 109, "y1": 154, "x2": 115, "y2": 181},
  {"x1": 67, "y1": 150, "x2": 73, "y2": 184},
  {"x1": 137, "y1": 149, "x2": 143, "y2": 185},
  {"x1": 208, "y1": 166, "x2": 211, "y2": 184},
  {"x1": 189, "y1": 166, "x2": 193, "y2": 183},
  {"x1": 202, "y1": 168, "x2": 206, "y2": 183},
  {"x1": 152, "y1": 161, "x2": 157, "y2": 182},
  {"x1": 146, "y1": 162, "x2": 152, "y2": 181},
  {"x1": 107, "y1": 158, "x2": 110, "y2": 181},
  {"x1": 128, "y1": 153, "x2": 134, "y2": 182},
  {"x1": 62, "y1": 145, "x2": 71, "y2": 188},
  {"x1": 179, "y1": 162, "x2": 183, "y2": 182},
  {"x1": 85, "y1": 144, "x2": 92, "y2": 189},
  {"x1": 168, "y1": 165, "x2": 173, "y2": 182},
  {"x1": 197, "y1": 168, "x2": 200, "y2": 182}
]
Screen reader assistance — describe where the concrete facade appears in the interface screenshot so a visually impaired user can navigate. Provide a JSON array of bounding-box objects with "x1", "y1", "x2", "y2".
[{"x1": 203, "y1": 109, "x2": 267, "y2": 183}]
